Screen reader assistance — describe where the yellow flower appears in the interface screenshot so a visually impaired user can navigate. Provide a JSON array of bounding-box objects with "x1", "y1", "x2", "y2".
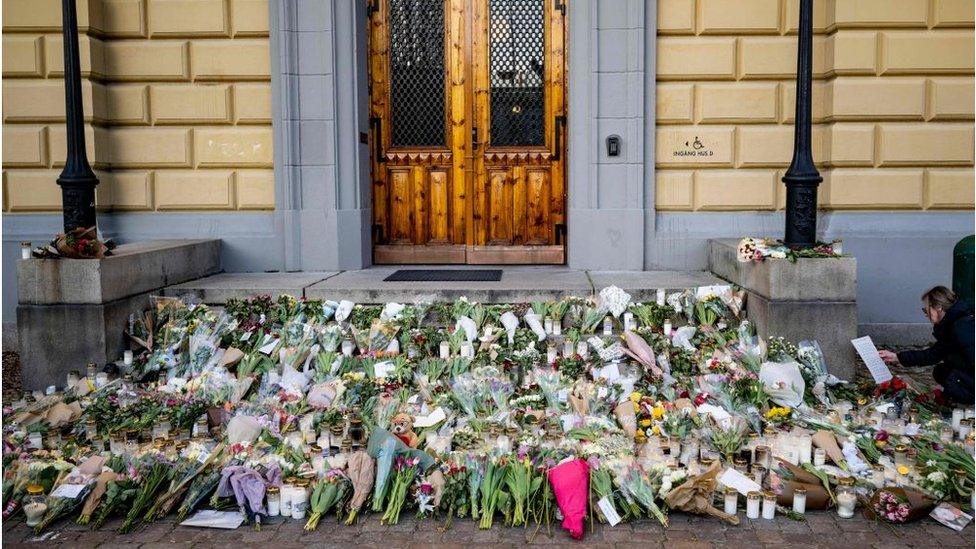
[
  {"x1": 639, "y1": 419, "x2": 652, "y2": 427},
  {"x1": 630, "y1": 392, "x2": 641, "y2": 402},
  {"x1": 635, "y1": 432, "x2": 647, "y2": 443},
  {"x1": 633, "y1": 402, "x2": 640, "y2": 412},
  {"x1": 897, "y1": 465, "x2": 910, "y2": 475},
  {"x1": 652, "y1": 425, "x2": 661, "y2": 435},
  {"x1": 874, "y1": 440, "x2": 887, "y2": 448},
  {"x1": 652, "y1": 406, "x2": 665, "y2": 420}
]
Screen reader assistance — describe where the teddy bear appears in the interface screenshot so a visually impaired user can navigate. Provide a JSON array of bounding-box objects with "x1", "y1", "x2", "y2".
[{"x1": 390, "y1": 412, "x2": 419, "y2": 448}]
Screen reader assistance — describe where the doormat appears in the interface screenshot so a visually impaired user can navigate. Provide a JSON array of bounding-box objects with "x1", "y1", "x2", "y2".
[{"x1": 384, "y1": 269, "x2": 503, "y2": 282}]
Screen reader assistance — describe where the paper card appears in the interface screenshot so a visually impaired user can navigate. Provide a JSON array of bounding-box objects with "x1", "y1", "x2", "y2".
[
  {"x1": 587, "y1": 336, "x2": 606, "y2": 351},
  {"x1": 180, "y1": 510, "x2": 245, "y2": 529},
  {"x1": 557, "y1": 388, "x2": 569, "y2": 403},
  {"x1": 594, "y1": 363, "x2": 621, "y2": 382},
  {"x1": 597, "y1": 496, "x2": 622, "y2": 526},
  {"x1": 414, "y1": 407, "x2": 447, "y2": 428},
  {"x1": 373, "y1": 361, "x2": 395, "y2": 378},
  {"x1": 197, "y1": 451, "x2": 211, "y2": 464},
  {"x1": 717, "y1": 468, "x2": 761, "y2": 496},
  {"x1": 240, "y1": 331, "x2": 252, "y2": 342},
  {"x1": 408, "y1": 394, "x2": 420, "y2": 404},
  {"x1": 851, "y1": 336, "x2": 892, "y2": 384},
  {"x1": 258, "y1": 338, "x2": 279, "y2": 355},
  {"x1": 51, "y1": 483, "x2": 87, "y2": 499},
  {"x1": 930, "y1": 503, "x2": 972, "y2": 531}
]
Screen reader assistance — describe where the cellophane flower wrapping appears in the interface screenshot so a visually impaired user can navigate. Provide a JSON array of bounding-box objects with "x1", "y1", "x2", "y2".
[{"x1": 547, "y1": 458, "x2": 589, "y2": 539}]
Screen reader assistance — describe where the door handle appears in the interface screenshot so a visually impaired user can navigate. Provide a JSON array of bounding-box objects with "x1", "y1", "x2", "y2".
[
  {"x1": 552, "y1": 115, "x2": 565, "y2": 160},
  {"x1": 472, "y1": 126, "x2": 479, "y2": 150},
  {"x1": 371, "y1": 117, "x2": 383, "y2": 161}
]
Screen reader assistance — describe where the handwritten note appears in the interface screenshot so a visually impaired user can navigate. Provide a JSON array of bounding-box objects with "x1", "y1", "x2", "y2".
[
  {"x1": 851, "y1": 336, "x2": 892, "y2": 384},
  {"x1": 597, "y1": 496, "x2": 622, "y2": 526},
  {"x1": 51, "y1": 483, "x2": 87, "y2": 499}
]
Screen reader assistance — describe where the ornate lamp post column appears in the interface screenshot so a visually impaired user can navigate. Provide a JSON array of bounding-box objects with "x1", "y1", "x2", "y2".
[
  {"x1": 56, "y1": 0, "x2": 99, "y2": 232},
  {"x1": 782, "y1": 0, "x2": 821, "y2": 248}
]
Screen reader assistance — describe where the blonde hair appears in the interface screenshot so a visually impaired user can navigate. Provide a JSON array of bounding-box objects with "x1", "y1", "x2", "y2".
[{"x1": 921, "y1": 286, "x2": 957, "y2": 311}]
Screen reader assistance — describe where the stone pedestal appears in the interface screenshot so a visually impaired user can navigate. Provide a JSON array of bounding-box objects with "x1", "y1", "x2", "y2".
[
  {"x1": 708, "y1": 239, "x2": 858, "y2": 380},
  {"x1": 16, "y1": 240, "x2": 221, "y2": 390}
]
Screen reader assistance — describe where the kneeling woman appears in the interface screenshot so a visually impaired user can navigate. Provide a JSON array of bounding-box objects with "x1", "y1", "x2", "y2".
[{"x1": 879, "y1": 286, "x2": 974, "y2": 404}]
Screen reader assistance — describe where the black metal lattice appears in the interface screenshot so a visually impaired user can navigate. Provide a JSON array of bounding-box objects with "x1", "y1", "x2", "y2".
[
  {"x1": 488, "y1": 0, "x2": 545, "y2": 147},
  {"x1": 389, "y1": 0, "x2": 446, "y2": 148}
]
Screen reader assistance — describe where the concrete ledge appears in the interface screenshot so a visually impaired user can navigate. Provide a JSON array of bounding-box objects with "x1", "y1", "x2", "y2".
[
  {"x1": 748, "y1": 294, "x2": 858, "y2": 380},
  {"x1": 17, "y1": 293, "x2": 151, "y2": 390},
  {"x1": 163, "y1": 272, "x2": 340, "y2": 304},
  {"x1": 587, "y1": 271, "x2": 726, "y2": 302},
  {"x1": 18, "y1": 239, "x2": 221, "y2": 305},
  {"x1": 708, "y1": 239, "x2": 856, "y2": 301}
]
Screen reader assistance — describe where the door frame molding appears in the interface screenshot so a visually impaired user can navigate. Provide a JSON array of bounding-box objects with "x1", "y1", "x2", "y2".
[{"x1": 269, "y1": 0, "x2": 653, "y2": 271}]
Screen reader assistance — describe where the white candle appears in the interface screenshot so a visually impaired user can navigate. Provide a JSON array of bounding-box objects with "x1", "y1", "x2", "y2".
[
  {"x1": 813, "y1": 448, "x2": 825, "y2": 467},
  {"x1": 656, "y1": 289, "x2": 666, "y2": 306},
  {"x1": 623, "y1": 312, "x2": 635, "y2": 332},
  {"x1": 279, "y1": 485, "x2": 294, "y2": 518},
  {"x1": 576, "y1": 341, "x2": 588, "y2": 358},
  {"x1": 746, "y1": 493, "x2": 761, "y2": 519},
  {"x1": 342, "y1": 339, "x2": 355, "y2": 357},
  {"x1": 552, "y1": 320, "x2": 562, "y2": 335},
  {"x1": 723, "y1": 489, "x2": 737, "y2": 516},
  {"x1": 663, "y1": 321, "x2": 672, "y2": 338},
  {"x1": 439, "y1": 340, "x2": 450, "y2": 359},
  {"x1": 602, "y1": 317, "x2": 613, "y2": 335},
  {"x1": 546, "y1": 345, "x2": 558, "y2": 365},
  {"x1": 291, "y1": 486, "x2": 308, "y2": 520},
  {"x1": 952, "y1": 408, "x2": 965, "y2": 432},
  {"x1": 461, "y1": 343, "x2": 473, "y2": 359},
  {"x1": 544, "y1": 318, "x2": 553, "y2": 334},
  {"x1": 792, "y1": 490, "x2": 807, "y2": 514},
  {"x1": 21, "y1": 241, "x2": 32, "y2": 260},
  {"x1": 123, "y1": 350, "x2": 134, "y2": 366},
  {"x1": 762, "y1": 495, "x2": 776, "y2": 520}
]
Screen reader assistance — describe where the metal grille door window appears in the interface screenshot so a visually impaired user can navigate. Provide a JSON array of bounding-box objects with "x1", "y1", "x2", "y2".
[{"x1": 369, "y1": 0, "x2": 566, "y2": 264}]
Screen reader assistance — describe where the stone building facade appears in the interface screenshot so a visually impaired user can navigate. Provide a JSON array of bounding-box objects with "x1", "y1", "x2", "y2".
[{"x1": 2, "y1": 0, "x2": 974, "y2": 341}]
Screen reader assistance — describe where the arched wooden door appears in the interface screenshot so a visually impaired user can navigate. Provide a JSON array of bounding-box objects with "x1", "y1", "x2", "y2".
[{"x1": 369, "y1": 0, "x2": 566, "y2": 264}]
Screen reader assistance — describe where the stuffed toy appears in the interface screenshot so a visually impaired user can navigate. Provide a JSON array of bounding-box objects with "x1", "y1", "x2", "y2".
[{"x1": 390, "y1": 413, "x2": 419, "y2": 448}]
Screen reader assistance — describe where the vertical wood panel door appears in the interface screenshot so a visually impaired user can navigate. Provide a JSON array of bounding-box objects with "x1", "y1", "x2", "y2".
[{"x1": 370, "y1": 0, "x2": 566, "y2": 264}]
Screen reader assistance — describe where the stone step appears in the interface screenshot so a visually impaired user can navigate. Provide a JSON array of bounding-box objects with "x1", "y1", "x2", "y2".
[{"x1": 163, "y1": 267, "x2": 727, "y2": 305}]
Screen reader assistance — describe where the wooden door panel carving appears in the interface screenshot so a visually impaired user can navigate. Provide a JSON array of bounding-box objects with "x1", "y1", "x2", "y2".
[{"x1": 370, "y1": 0, "x2": 565, "y2": 264}]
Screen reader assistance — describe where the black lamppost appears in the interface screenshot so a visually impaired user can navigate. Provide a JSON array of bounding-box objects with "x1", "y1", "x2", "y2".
[
  {"x1": 56, "y1": 0, "x2": 99, "y2": 232},
  {"x1": 782, "y1": 0, "x2": 821, "y2": 248}
]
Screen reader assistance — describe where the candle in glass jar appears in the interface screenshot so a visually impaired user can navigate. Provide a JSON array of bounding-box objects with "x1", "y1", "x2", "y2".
[
  {"x1": 563, "y1": 340, "x2": 575, "y2": 358},
  {"x1": 342, "y1": 339, "x2": 355, "y2": 357},
  {"x1": 279, "y1": 482, "x2": 294, "y2": 518},
  {"x1": 940, "y1": 425, "x2": 954, "y2": 443},
  {"x1": 623, "y1": 312, "x2": 635, "y2": 332},
  {"x1": 663, "y1": 321, "x2": 672, "y2": 338},
  {"x1": 797, "y1": 432, "x2": 813, "y2": 464},
  {"x1": 544, "y1": 317, "x2": 554, "y2": 334},
  {"x1": 439, "y1": 340, "x2": 450, "y2": 359},
  {"x1": 546, "y1": 344, "x2": 558, "y2": 365},
  {"x1": 752, "y1": 465, "x2": 766, "y2": 486},
  {"x1": 836, "y1": 491, "x2": 856, "y2": 518},
  {"x1": 746, "y1": 492, "x2": 761, "y2": 519},
  {"x1": 603, "y1": 316, "x2": 613, "y2": 335},
  {"x1": 792, "y1": 488, "x2": 807, "y2": 514},
  {"x1": 761, "y1": 492, "x2": 776, "y2": 520},
  {"x1": 461, "y1": 342, "x2": 473, "y2": 359},
  {"x1": 872, "y1": 464, "x2": 886, "y2": 489},
  {"x1": 723, "y1": 488, "x2": 738, "y2": 516},
  {"x1": 123, "y1": 350, "x2": 133, "y2": 366},
  {"x1": 20, "y1": 241, "x2": 32, "y2": 260},
  {"x1": 266, "y1": 486, "x2": 280, "y2": 516},
  {"x1": 966, "y1": 408, "x2": 975, "y2": 420},
  {"x1": 959, "y1": 419, "x2": 974, "y2": 440},
  {"x1": 813, "y1": 448, "x2": 826, "y2": 467},
  {"x1": 291, "y1": 481, "x2": 309, "y2": 519},
  {"x1": 552, "y1": 319, "x2": 562, "y2": 335},
  {"x1": 656, "y1": 289, "x2": 666, "y2": 306},
  {"x1": 754, "y1": 445, "x2": 771, "y2": 469}
]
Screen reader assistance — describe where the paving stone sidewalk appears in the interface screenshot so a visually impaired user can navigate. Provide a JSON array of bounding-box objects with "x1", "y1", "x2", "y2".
[{"x1": 3, "y1": 508, "x2": 973, "y2": 548}]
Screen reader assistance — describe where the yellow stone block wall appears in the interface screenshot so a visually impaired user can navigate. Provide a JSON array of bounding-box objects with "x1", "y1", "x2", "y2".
[
  {"x1": 656, "y1": 0, "x2": 976, "y2": 212},
  {"x1": 1, "y1": 0, "x2": 274, "y2": 213}
]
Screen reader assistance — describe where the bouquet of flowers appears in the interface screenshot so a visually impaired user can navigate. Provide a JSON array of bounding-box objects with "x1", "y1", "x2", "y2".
[
  {"x1": 865, "y1": 487, "x2": 933, "y2": 524},
  {"x1": 381, "y1": 456, "x2": 421, "y2": 525},
  {"x1": 306, "y1": 469, "x2": 350, "y2": 530}
]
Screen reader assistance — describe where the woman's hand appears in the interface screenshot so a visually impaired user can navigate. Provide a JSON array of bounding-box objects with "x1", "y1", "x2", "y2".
[{"x1": 878, "y1": 350, "x2": 900, "y2": 366}]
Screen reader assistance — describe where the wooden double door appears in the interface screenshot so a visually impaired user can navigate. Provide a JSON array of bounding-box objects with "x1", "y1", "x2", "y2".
[{"x1": 369, "y1": 0, "x2": 567, "y2": 264}]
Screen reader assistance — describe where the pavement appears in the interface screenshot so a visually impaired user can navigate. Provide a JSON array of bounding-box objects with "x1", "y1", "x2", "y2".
[{"x1": 3, "y1": 508, "x2": 973, "y2": 548}]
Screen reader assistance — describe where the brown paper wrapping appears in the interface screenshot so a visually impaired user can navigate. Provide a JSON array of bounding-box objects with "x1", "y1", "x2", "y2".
[
  {"x1": 775, "y1": 480, "x2": 833, "y2": 510},
  {"x1": 812, "y1": 430, "x2": 845, "y2": 467},
  {"x1": 863, "y1": 487, "x2": 934, "y2": 523},
  {"x1": 45, "y1": 401, "x2": 82, "y2": 428},
  {"x1": 775, "y1": 458, "x2": 821, "y2": 485},
  {"x1": 568, "y1": 394, "x2": 588, "y2": 416},
  {"x1": 218, "y1": 347, "x2": 245, "y2": 368},
  {"x1": 664, "y1": 463, "x2": 740, "y2": 525},
  {"x1": 614, "y1": 400, "x2": 637, "y2": 438},
  {"x1": 79, "y1": 471, "x2": 118, "y2": 519}
]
